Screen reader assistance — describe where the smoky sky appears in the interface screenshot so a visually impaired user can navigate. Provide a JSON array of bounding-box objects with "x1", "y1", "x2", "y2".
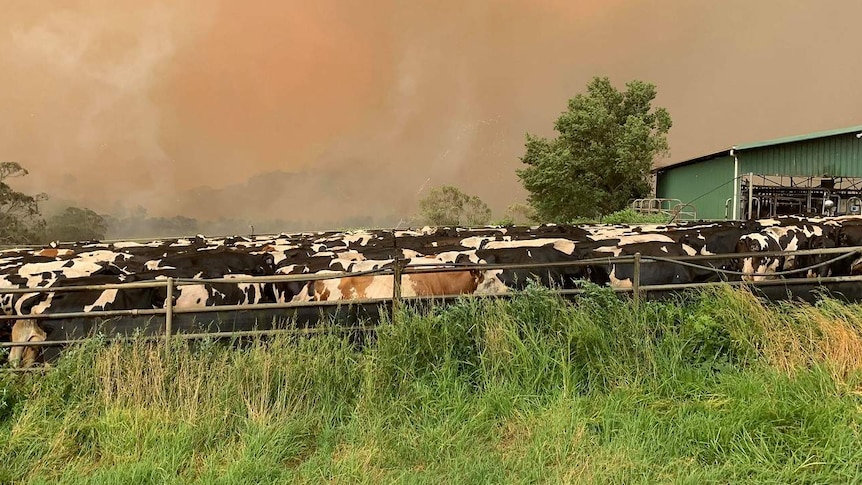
[{"x1": 2, "y1": 0, "x2": 861, "y2": 224}]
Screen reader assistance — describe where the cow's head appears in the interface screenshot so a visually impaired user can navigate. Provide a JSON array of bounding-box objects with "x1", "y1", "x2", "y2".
[
  {"x1": 8, "y1": 319, "x2": 46, "y2": 368},
  {"x1": 735, "y1": 235, "x2": 780, "y2": 281},
  {"x1": 254, "y1": 253, "x2": 276, "y2": 276},
  {"x1": 800, "y1": 231, "x2": 841, "y2": 277},
  {"x1": 469, "y1": 268, "x2": 485, "y2": 288}
]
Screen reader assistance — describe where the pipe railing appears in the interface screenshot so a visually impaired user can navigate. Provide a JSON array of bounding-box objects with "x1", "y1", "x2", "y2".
[
  {"x1": 3, "y1": 244, "x2": 861, "y2": 296},
  {"x1": 0, "y1": 297, "x2": 397, "y2": 322},
  {"x1": 3, "y1": 244, "x2": 862, "y2": 355},
  {"x1": 6, "y1": 272, "x2": 862, "y2": 351},
  {"x1": 0, "y1": 267, "x2": 398, "y2": 296},
  {"x1": 3, "y1": 243, "x2": 862, "y2": 303}
]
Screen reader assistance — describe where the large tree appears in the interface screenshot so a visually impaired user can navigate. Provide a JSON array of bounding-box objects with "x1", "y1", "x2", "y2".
[
  {"x1": 517, "y1": 77, "x2": 672, "y2": 221},
  {"x1": 0, "y1": 162, "x2": 46, "y2": 244},
  {"x1": 44, "y1": 207, "x2": 108, "y2": 242},
  {"x1": 418, "y1": 185, "x2": 491, "y2": 226}
]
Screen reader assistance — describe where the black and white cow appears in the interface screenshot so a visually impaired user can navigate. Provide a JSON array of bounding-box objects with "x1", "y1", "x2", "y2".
[{"x1": 7, "y1": 217, "x2": 862, "y2": 366}]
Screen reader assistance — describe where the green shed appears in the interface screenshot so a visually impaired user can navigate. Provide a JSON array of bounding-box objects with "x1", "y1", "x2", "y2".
[{"x1": 652, "y1": 125, "x2": 862, "y2": 220}]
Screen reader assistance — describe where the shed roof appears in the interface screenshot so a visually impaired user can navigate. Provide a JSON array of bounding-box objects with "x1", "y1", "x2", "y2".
[
  {"x1": 736, "y1": 124, "x2": 862, "y2": 150},
  {"x1": 654, "y1": 124, "x2": 862, "y2": 173}
]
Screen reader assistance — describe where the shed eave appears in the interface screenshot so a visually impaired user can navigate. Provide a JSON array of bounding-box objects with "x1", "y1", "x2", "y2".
[
  {"x1": 654, "y1": 123, "x2": 862, "y2": 173},
  {"x1": 735, "y1": 124, "x2": 862, "y2": 151},
  {"x1": 652, "y1": 149, "x2": 731, "y2": 173}
]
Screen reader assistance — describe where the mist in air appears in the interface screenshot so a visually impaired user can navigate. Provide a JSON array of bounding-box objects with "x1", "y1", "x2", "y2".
[{"x1": 2, "y1": 0, "x2": 861, "y2": 232}]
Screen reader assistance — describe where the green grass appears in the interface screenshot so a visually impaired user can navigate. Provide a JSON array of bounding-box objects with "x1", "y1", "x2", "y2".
[
  {"x1": 3, "y1": 286, "x2": 862, "y2": 483},
  {"x1": 567, "y1": 208, "x2": 671, "y2": 225}
]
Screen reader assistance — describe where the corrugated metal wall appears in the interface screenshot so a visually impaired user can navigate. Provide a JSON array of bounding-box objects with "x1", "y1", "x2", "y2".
[
  {"x1": 739, "y1": 133, "x2": 862, "y2": 177},
  {"x1": 655, "y1": 155, "x2": 735, "y2": 220},
  {"x1": 656, "y1": 132, "x2": 862, "y2": 220}
]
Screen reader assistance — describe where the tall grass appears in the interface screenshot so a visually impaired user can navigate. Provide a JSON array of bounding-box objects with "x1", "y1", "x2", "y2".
[{"x1": 2, "y1": 285, "x2": 862, "y2": 483}]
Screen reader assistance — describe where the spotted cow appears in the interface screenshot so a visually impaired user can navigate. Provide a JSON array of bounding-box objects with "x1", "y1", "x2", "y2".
[{"x1": 6, "y1": 217, "x2": 862, "y2": 366}]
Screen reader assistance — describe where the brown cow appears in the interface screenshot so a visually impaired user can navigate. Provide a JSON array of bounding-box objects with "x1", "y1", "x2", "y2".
[
  {"x1": 312, "y1": 274, "x2": 393, "y2": 301},
  {"x1": 311, "y1": 270, "x2": 484, "y2": 301},
  {"x1": 8, "y1": 319, "x2": 46, "y2": 368},
  {"x1": 401, "y1": 270, "x2": 484, "y2": 297}
]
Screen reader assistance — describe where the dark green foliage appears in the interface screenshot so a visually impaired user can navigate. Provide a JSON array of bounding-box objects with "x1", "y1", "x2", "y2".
[
  {"x1": 106, "y1": 207, "x2": 201, "y2": 239},
  {"x1": 418, "y1": 185, "x2": 492, "y2": 226},
  {"x1": 0, "y1": 162, "x2": 111, "y2": 245},
  {"x1": 589, "y1": 208, "x2": 669, "y2": 224},
  {"x1": 43, "y1": 207, "x2": 108, "y2": 242},
  {"x1": 0, "y1": 162, "x2": 47, "y2": 244},
  {"x1": 517, "y1": 77, "x2": 672, "y2": 221}
]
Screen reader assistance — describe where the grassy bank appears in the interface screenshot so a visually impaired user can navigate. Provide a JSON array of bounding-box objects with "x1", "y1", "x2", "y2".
[{"x1": 2, "y1": 286, "x2": 862, "y2": 483}]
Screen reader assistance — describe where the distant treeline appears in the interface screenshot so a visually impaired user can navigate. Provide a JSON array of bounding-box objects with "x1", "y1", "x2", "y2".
[{"x1": 105, "y1": 209, "x2": 390, "y2": 240}]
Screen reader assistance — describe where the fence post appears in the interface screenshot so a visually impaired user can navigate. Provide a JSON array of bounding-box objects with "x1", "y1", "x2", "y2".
[
  {"x1": 633, "y1": 252, "x2": 641, "y2": 308},
  {"x1": 392, "y1": 257, "x2": 403, "y2": 321},
  {"x1": 165, "y1": 277, "x2": 174, "y2": 347}
]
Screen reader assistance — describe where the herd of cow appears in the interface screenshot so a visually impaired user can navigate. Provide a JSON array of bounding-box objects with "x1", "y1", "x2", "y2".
[{"x1": 4, "y1": 215, "x2": 862, "y2": 366}]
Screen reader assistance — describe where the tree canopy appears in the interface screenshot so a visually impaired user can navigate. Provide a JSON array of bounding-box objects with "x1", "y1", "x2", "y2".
[
  {"x1": 418, "y1": 186, "x2": 491, "y2": 227},
  {"x1": 44, "y1": 207, "x2": 108, "y2": 242},
  {"x1": 517, "y1": 77, "x2": 672, "y2": 222},
  {"x1": 0, "y1": 162, "x2": 113, "y2": 244},
  {"x1": 0, "y1": 162, "x2": 46, "y2": 244}
]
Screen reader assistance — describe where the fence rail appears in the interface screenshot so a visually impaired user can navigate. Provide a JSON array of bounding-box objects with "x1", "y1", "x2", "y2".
[
  {"x1": 4, "y1": 244, "x2": 858, "y2": 297},
  {"x1": 3, "y1": 244, "x2": 862, "y2": 356}
]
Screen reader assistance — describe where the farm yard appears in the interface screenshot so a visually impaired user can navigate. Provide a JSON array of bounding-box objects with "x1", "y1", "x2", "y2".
[
  {"x1": 4, "y1": 2, "x2": 862, "y2": 481},
  {"x1": 5, "y1": 215, "x2": 862, "y2": 365},
  {"x1": 3, "y1": 286, "x2": 862, "y2": 483},
  {"x1": 3, "y1": 217, "x2": 862, "y2": 481}
]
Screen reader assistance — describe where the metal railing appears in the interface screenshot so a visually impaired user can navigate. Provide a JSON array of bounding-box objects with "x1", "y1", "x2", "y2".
[
  {"x1": 3, "y1": 245, "x2": 862, "y2": 356},
  {"x1": 631, "y1": 198, "x2": 698, "y2": 221}
]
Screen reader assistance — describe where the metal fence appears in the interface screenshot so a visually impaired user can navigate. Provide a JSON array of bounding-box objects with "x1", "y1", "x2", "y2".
[
  {"x1": 3, "y1": 245, "x2": 862, "y2": 355},
  {"x1": 630, "y1": 198, "x2": 698, "y2": 221}
]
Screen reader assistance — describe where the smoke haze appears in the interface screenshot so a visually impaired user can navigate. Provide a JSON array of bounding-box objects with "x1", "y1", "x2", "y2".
[{"x1": 2, "y1": 1, "x2": 861, "y2": 230}]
